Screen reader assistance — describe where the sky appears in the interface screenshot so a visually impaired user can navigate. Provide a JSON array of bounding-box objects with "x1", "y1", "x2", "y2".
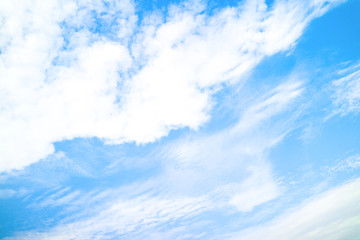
[{"x1": 0, "y1": 0, "x2": 360, "y2": 239}]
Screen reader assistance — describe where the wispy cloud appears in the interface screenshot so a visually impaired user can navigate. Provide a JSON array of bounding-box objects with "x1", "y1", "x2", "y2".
[
  {"x1": 7, "y1": 187, "x2": 214, "y2": 240},
  {"x1": 327, "y1": 154, "x2": 360, "y2": 173},
  {"x1": 0, "y1": 189, "x2": 16, "y2": 199},
  {"x1": 229, "y1": 178, "x2": 360, "y2": 240},
  {"x1": 331, "y1": 62, "x2": 360, "y2": 116},
  {"x1": 158, "y1": 80, "x2": 304, "y2": 207}
]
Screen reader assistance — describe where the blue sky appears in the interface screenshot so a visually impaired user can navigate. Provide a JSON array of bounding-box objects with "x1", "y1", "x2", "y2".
[{"x1": 0, "y1": 0, "x2": 360, "y2": 239}]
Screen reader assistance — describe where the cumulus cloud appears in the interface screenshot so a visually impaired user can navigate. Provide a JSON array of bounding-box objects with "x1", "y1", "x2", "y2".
[
  {"x1": 229, "y1": 178, "x2": 360, "y2": 240},
  {"x1": 0, "y1": 0, "x2": 344, "y2": 172}
]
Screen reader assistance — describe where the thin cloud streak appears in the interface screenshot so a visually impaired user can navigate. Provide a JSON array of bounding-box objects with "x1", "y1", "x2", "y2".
[
  {"x1": 229, "y1": 178, "x2": 360, "y2": 240},
  {"x1": 331, "y1": 62, "x2": 360, "y2": 116}
]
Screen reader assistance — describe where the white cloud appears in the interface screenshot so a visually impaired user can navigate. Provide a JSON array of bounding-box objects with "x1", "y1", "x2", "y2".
[
  {"x1": 4, "y1": 79, "x2": 305, "y2": 239},
  {"x1": 0, "y1": 0, "x2": 344, "y2": 172},
  {"x1": 229, "y1": 178, "x2": 360, "y2": 240},
  {"x1": 228, "y1": 176, "x2": 280, "y2": 213},
  {"x1": 8, "y1": 189, "x2": 213, "y2": 240},
  {"x1": 9, "y1": 175, "x2": 360, "y2": 240},
  {"x1": 0, "y1": 189, "x2": 16, "y2": 199},
  {"x1": 327, "y1": 154, "x2": 360, "y2": 173},
  {"x1": 331, "y1": 63, "x2": 360, "y2": 116},
  {"x1": 0, "y1": 188, "x2": 27, "y2": 199},
  {"x1": 157, "y1": 80, "x2": 303, "y2": 212}
]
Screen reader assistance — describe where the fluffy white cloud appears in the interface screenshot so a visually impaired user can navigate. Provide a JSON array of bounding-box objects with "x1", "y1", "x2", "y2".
[
  {"x1": 230, "y1": 178, "x2": 360, "y2": 240},
  {"x1": 0, "y1": 0, "x2": 344, "y2": 172}
]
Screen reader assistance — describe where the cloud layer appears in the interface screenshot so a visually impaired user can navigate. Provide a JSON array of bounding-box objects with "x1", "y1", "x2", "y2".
[
  {"x1": 0, "y1": 0, "x2": 343, "y2": 172},
  {"x1": 2, "y1": 1, "x2": 359, "y2": 240}
]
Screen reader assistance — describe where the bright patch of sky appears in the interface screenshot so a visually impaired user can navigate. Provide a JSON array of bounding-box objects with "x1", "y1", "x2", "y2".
[{"x1": 0, "y1": 0, "x2": 359, "y2": 239}]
